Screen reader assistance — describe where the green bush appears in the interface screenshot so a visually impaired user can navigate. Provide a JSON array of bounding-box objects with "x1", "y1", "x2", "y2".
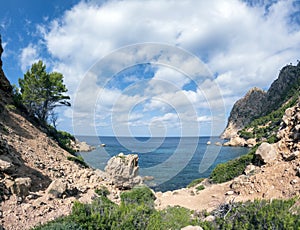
[
  {"x1": 120, "y1": 186, "x2": 156, "y2": 208},
  {"x1": 195, "y1": 185, "x2": 205, "y2": 191},
  {"x1": 147, "y1": 206, "x2": 199, "y2": 230},
  {"x1": 95, "y1": 186, "x2": 110, "y2": 197},
  {"x1": 212, "y1": 199, "x2": 300, "y2": 229},
  {"x1": 210, "y1": 148, "x2": 256, "y2": 183},
  {"x1": 5, "y1": 104, "x2": 16, "y2": 111},
  {"x1": 67, "y1": 156, "x2": 88, "y2": 168},
  {"x1": 187, "y1": 178, "x2": 205, "y2": 188}
]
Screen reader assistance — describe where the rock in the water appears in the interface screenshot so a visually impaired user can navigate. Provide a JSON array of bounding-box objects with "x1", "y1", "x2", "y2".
[
  {"x1": 105, "y1": 153, "x2": 142, "y2": 189},
  {"x1": 223, "y1": 136, "x2": 246, "y2": 147},
  {"x1": 255, "y1": 142, "x2": 277, "y2": 164},
  {"x1": 46, "y1": 179, "x2": 67, "y2": 198}
]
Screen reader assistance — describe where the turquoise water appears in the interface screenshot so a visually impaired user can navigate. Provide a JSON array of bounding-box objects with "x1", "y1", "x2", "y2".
[{"x1": 78, "y1": 136, "x2": 249, "y2": 192}]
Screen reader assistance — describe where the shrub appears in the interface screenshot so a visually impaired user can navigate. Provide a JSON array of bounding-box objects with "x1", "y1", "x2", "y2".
[
  {"x1": 95, "y1": 186, "x2": 110, "y2": 197},
  {"x1": 120, "y1": 186, "x2": 156, "y2": 208},
  {"x1": 210, "y1": 148, "x2": 256, "y2": 183},
  {"x1": 187, "y1": 178, "x2": 205, "y2": 188},
  {"x1": 67, "y1": 156, "x2": 88, "y2": 168},
  {"x1": 147, "y1": 206, "x2": 199, "y2": 230},
  {"x1": 195, "y1": 185, "x2": 205, "y2": 191}
]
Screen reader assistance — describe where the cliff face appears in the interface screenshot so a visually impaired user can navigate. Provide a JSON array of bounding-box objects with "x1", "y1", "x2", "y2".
[
  {"x1": 222, "y1": 63, "x2": 300, "y2": 139},
  {"x1": 0, "y1": 36, "x2": 12, "y2": 99},
  {"x1": 222, "y1": 87, "x2": 266, "y2": 139}
]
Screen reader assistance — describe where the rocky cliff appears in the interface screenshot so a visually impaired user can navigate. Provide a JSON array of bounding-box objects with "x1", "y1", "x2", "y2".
[
  {"x1": 221, "y1": 87, "x2": 266, "y2": 139},
  {"x1": 222, "y1": 62, "x2": 300, "y2": 139}
]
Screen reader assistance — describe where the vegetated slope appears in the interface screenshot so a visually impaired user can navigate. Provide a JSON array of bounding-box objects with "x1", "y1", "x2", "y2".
[
  {"x1": 222, "y1": 62, "x2": 300, "y2": 140},
  {"x1": 0, "y1": 37, "x2": 114, "y2": 230}
]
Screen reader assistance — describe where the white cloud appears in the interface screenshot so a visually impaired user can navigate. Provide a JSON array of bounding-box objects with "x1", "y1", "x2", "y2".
[
  {"x1": 19, "y1": 44, "x2": 40, "y2": 72},
  {"x1": 20, "y1": 0, "x2": 300, "y2": 136}
]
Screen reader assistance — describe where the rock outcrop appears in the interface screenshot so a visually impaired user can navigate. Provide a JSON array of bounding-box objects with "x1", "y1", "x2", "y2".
[
  {"x1": 105, "y1": 153, "x2": 143, "y2": 189},
  {"x1": 0, "y1": 35, "x2": 12, "y2": 98},
  {"x1": 222, "y1": 63, "x2": 300, "y2": 139},
  {"x1": 254, "y1": 142, "x2": 278, "y2": 164},
  {"x1": 221, "y1": 87, "x2": 266, "y2": 139}
]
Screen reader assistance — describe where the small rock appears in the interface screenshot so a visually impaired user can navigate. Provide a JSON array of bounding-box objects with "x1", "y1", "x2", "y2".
[
  {"x1": 204, "y1": 215, "x2": 215, "y2": 222},
  {"x1": 290, "y1": 179, "x2": 298, "y2": 185},
  {"x1": 46, "y1": 179, "x2": 67, "y2": 198},
  {"x1": 225, "y1": 191, "x2": 235, "y2": 195}
]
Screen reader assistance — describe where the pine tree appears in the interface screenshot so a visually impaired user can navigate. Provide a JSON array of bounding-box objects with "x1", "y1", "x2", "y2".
[{"x1": 19, "y1": 60, "x2": 70, "y2": 125}]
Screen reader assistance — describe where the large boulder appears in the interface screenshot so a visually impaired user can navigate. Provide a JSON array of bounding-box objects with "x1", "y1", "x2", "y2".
[
  {"x1": 105, "y1": 153, "x2": 142, "y2": 189},
  {"x1": 46, "y1": 179, "x2": 68, "y2": 198},
  {"x1": 255, "y1": 142, "x2": 277, "y2": 164}
]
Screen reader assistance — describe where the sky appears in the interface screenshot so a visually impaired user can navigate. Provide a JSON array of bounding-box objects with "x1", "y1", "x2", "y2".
[{"x1": 1, "y1": 0, "x2": 300, "y2": 137}]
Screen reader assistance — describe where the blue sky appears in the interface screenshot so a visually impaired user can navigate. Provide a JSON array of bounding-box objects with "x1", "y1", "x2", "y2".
[{"x1": 1, "y1": 0, "x2": 300, "y2": 137}]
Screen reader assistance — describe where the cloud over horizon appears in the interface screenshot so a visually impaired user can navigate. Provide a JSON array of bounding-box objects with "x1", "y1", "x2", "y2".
[{"x1": 17, "y1": 0, "x2": 300, "y2": 136}]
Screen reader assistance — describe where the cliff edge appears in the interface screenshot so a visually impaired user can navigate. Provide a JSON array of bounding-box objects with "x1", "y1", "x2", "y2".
[{"x1": 222, "y1": 62, "x2": 300, "y2": 141}]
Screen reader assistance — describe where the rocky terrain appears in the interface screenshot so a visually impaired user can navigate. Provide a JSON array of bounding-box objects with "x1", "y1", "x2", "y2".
[
  {"x1": 222, "y1": 63, "x2": 300, "y2": 140},
  {"x1": 0, "y1": 37, "x2": 142, "y2": 229},
  {"x1": 157, "y1": 99, "x2": 300, "y2": 212}
]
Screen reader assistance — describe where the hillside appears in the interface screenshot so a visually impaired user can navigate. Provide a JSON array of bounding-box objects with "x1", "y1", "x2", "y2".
[
  {"x1": 222, "y1": 62, "x2": 300, "y2": 141},
  {"x1": 0, "y1": 38, "x2": 119, "y2": 230}
]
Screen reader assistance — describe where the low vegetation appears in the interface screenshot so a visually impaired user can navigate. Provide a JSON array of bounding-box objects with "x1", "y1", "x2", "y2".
[
  {"x1": 210, "y1": 146, "x2": 258, "y2": 183},
  {"x1": 67, "y1": 156, "x2": 88, "y2": 168},
  {"x1": 187, "y1": 178, "x2": 205, "y2": 188},
  {"x1": 238, "y1": 94, "x2": 299, "y2": 142},
  {"x1": 34, "y1": 186, "x2": 300, "y2": 230}
]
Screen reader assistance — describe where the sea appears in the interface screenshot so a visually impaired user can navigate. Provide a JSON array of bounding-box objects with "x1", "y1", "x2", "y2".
[{"x1": 78, "y1": 136, "x2": 249, "y2": 192}]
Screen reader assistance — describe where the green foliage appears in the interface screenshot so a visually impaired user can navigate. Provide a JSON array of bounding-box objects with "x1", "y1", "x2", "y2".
[
  {"x1": 210, "y1": 147, "x2": 257, "y2": 183},
  {"x1": 47, "y1": 125, "x2": 76, "y2": 154},
  {"x1": 195, "y1": 185, "x2": 205, "y2": 191},
  {"x1": 238, "y1": 94, "x2": 299, "y2": 142},
  {"x1": 211, "y1": 199, "x2": 300, "y2": 229},
  {"x1": 95, "y1": 186, "x2": 110, "y2": 197},
  {"x1": 187, "y1": 178, "x2": 205, "y2": 188},
  {"x1": 5, "y1": 104, "x2": 16, "y2": 111},
  {"x1": 120, "y1": 186, "x2": 156, "y2": 208},
  {"x1": 67, "y1": 156, "x2": 88, "y2": 168},
  {"x1": 33, "y1": 218, "x2": 83, "y2": 230},
  {"x1": 11, "y1": 84, "x2": 23, "y2": 108},
  {"x1": 18, "y1": 60, "x2": 70, "y2": 125},
  {"x1": 147, "y1": 206, "x2": 198, "y2": 230}
]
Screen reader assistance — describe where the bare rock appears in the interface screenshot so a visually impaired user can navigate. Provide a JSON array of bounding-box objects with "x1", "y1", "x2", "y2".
[
  {"x1": 105, "y1": 153, "x2": 142, "y2": 189},
  {"x1": 244, "y1": 164, "x2": 256, "y2": 175},
  {"x1": 7, "y1": 177, "x2": 32, "y2": 197},
  {"x1": 255, "y1": 142, "x2": 277, "y2": 164},
  {"x1": 223, "y1": 136, "x2": 247, "y2": 147},
  {"x1": 46, "y1": 179, "x2": 67, "y2": 198},
  {"x1": 0, "y1": 158, "x2": 12, "y2": 171}
]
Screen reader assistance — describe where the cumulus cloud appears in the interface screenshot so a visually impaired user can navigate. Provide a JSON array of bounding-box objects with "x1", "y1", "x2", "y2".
[
  {"x1": 19, "y1": 44, "x2": 40, "y2": 72},
  {"x1": 20, "y1": 0, "x2": 300, "y2": 136}
]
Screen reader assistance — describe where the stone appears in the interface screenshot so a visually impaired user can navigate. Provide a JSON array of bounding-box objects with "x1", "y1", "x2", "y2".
[
  {"x1": 244, "y1": 164, "x2": 256, "y2": 175},
  {"x1": 246, "y1": 138, "x2": 257, "y2": 147},
  {"x1": 7, "y1": 177, "x2": 32, "y2": 197},
  {"x1": 223, "y1": 136, "x2": 247, "y2": 147},
  {"x1": 181, "y1": 226, "x2": 203, "y2": 230},
  {"x1": 46, "y1": 179, "x2": 67, "y2": 198},
  {"x1": 225, "y1": 190, "x2": 235, "y2": 195},
  {"x1": 0, "y1": 158, "x2": 12, "y2": 171},
  {"x1": 255, "y1": 142, "x2": 277, "y2": 164},
  {"x1": 204, "y1": 215, "x2": 216, "y2": 222},
  {"x1": 105, "y1": 153, "x2": 142, "y2": 189}
]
